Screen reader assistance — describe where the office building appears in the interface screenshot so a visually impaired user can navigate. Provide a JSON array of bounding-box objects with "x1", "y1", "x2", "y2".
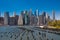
[
  {"x1": 52, "y1": 10, "x2": 55, "y2": 21},
  {"x1": 34, "y1": 9, "x2": 39, "y2": 25},
  {"x1": 19, "y1": 10, "x2": 29, "y2": 25},
  {"x1": 4, "y1": 12, "x2": 10, "y2": 25},
  {"x1": 14, "y1": 15, "x2": 19, "y2": 25},
  {"x1": 28, "y1": 9, "x2": 32, "y2": 16},
  {"x1": 9, "y1": 12, "x2": 19, "y2": 25},
  {"x1": 42, "y1": 12, "x2": 46, "y2": 25},
  {"x1": 45, "y1": 13, "x2": 50, "y2": 25},
  {"x1": 9, "y1": 17, "x2": 15, "y2": 25},
  {"x1": 20, "y1": 11, "x2": 25, "y2": 25},
  {"x1": 24, "y1": 11, "x2": 28, "y2": 25},
  {"x1": 28, "y1": 9, "x2": 33, "y2": 25},
  {"x1": 18, "y1": 14, "x2": 23, "y2": 25},
  {"x1": 39, "y1": 15, "x2": 43, "y2": 25},
  {"x1": 35, "y1": 9, "x2": 39, "y2": 18},
  {"x1": 0, "y1": 17, "x2": 4, "y2": 25}
]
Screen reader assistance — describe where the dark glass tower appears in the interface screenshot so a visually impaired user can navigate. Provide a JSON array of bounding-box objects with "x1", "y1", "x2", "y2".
[
  {"x1": 42, "y1": 12, "x2": 46, "y2": 16},
  {"x1": 42, "y1": 12, "x2": 46, "y2": 25}
]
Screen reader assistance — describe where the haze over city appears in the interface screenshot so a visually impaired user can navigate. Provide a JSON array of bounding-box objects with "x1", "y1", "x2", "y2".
[{"x1": 0, "y1": 0, "x2": 60, "y2": 20}]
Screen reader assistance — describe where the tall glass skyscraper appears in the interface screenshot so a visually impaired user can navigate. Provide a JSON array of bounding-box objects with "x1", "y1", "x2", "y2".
[
  {"x1": 42, "y1": 12, "x2": 46, "y2": 25},
  {"x1": 52, "y1": 10, "x2": 55, "y2": 21},
  {"x1": 4, "y1": 12, "x2": 10, "y2": 25},
  {"x1": 34, "y1": 9, "x2": 39, "y2": 25},
  {"x1": 28, "y1": 9, "x2": 32, "y2": 25},
  {"x1": 34, "y1": 9, "x2": 39, "y2": 17},
  {"x1": 24, "y1": 11, "x2": 28, "y2": 25}
]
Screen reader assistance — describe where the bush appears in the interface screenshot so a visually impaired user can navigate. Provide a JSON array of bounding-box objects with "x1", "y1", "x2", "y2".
[{"x1": 48, "y1": 20, "x2": 60, "y2": 28}]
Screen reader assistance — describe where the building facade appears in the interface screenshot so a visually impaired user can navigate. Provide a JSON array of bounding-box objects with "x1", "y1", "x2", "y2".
[
  {"x1": 4, "y1": 12, "x2": 10, "y2": 25},
  {"x1": 52, "y1": 10, "x2": 55, "y2": 21},
  {"x1": 42, "y1": 12, "x2": 46, "y2": 25},
  {"x1": 18, "y1": 14, "x2": 23, "y2": 25},
  {"x1": 9, "y1": 17, "x2": 15, "y2": 25},
  {"x1": 34, "y1": 9, "x2": 39, "y2": 26},
  {"x1": 0, "y1": 17, "x2": 4, "y2": 25}
]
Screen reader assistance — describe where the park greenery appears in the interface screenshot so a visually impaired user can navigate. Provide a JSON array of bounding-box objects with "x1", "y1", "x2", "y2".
[{"x1": 48, "y1": 20, "x2": 60, "y2": 29}]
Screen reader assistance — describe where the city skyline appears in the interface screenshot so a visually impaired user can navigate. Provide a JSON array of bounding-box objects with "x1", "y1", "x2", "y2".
[
  {"x1": 0, "y1": 0, "x2": 60, "y2": 20},
  {"x1": 0, "y1": 10, "x2": 49, "y2": 26}
]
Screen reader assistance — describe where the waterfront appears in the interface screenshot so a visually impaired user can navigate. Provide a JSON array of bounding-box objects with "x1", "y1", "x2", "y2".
[{"x1": 0, "y1": 26, "x2": 60, "y2": 40}]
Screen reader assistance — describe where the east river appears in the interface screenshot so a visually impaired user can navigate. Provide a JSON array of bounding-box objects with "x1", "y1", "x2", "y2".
[{"x1": 0, "y1": 26, "x2": 60, "y2": 40}]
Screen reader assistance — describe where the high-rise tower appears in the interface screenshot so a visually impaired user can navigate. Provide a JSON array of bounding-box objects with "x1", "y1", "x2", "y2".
[
  {"x1": 35, "y1": 9, "x2": 39, "y2": 17},
  {"x1": 28, "y1": 9, "x2": 33, "y2": 25},
  {"x1": 18, "y1": 14, "x2": 23, "y2": 25},
  {"x1": 52, "y1": 10, "x2": 55, "y2": 21},
  {"x1": 28, "y1": 8, "x2": 32, "y2": 16},
  {"x1": 4, "y1": 12, "x2": 10, "y2": 25},
  {"x1": 34, "y1": 9, "x2": 39, "y2": 25},
  {"x1": 42, "y1": 12, "x2": 46, "y2": 25},
  {"x1": 24, "y1": 10, "x2": 28, "y2": 25}
]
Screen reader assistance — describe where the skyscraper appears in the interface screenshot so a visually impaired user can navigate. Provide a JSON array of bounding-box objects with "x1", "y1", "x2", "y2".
[
  {"x1": 42, "y1": 12, "x2": 46, "y2": 25},
  {"x1": 28, "y1": 9, "x2": 32, "y2": 16},
  {"x1": 34, "y1": 9, "x2": 39, "y2": 25},
  {"x1": 52, "y1": 10, "x2": 55, "y2": 21},
  {"x1": 0, "y1": 17, "x2": 4, "y2": 25},
  {"x1": 35, "y1": 9, "x2": 39, "y2": 18},
  {"x1": 18, "y1": 14, "x2": 23, "y2": 25},
  {"x1": 28, "y1": 9, "x2": 33, "y2": 25},
  {"x1": 19, "y1": 10, "x2": 29, "y2": 25},
  {"x1": 42, "y1": 12, "x2": 46, "y2": 16},
  {"x1": 4, "y1": 12, "x2": 10, "y2": 25},
  {"x1": 24, "y1": 10, "x2": 28, "y2": 25},
  {"x1": 21, "y1": 11, "x2": 25, "y2": 25},
  {"x1": 45, "y1": 13, "x2": 50, "y2": 25},
  {"x1": 39, "y1": 15, "x2": 43, "y2": 25},
  {"x1": 9, "y1": 17, "x2": 15, "y2": 25}
]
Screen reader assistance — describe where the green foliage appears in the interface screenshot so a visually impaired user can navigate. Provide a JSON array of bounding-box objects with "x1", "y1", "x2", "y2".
[{"x1": 48, "y1": 20, "x2": 60, "y2": 28}]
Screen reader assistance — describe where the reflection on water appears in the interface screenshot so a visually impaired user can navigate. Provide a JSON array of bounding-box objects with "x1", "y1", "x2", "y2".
[{"x1": 0, "y1": 26, "x2": 60, "y2": 40}]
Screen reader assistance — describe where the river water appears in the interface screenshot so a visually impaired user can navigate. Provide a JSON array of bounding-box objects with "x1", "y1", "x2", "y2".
[{"x1": 0, "y1": 26, "x2": 60, "y2": 40}]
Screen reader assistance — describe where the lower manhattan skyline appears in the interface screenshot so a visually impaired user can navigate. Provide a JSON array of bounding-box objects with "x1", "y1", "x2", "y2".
[
  {"x1": 0, "y1": 0, "x2": 60, "y2": 20},
  {"x1": 0, "y1": 0, "x2": 60, "y2": 40}
]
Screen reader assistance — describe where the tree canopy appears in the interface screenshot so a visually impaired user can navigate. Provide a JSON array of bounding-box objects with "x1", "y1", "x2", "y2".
[{"x1": 48, "y1": 20, "x2": 60, "y2": 29}]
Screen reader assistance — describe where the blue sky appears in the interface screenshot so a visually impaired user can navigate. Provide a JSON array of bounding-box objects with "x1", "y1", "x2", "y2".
[{"x1": 0, "y1": 0, "x2": 60, "y2": 20}]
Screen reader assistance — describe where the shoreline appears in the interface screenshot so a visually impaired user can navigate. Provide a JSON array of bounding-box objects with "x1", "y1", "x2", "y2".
[
  {"x1": 0, "y1": 25, "x2": 60, "y2": 35},
  {"x1": 0, "y1": 25, "x2": 60, "y2": 30}
]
